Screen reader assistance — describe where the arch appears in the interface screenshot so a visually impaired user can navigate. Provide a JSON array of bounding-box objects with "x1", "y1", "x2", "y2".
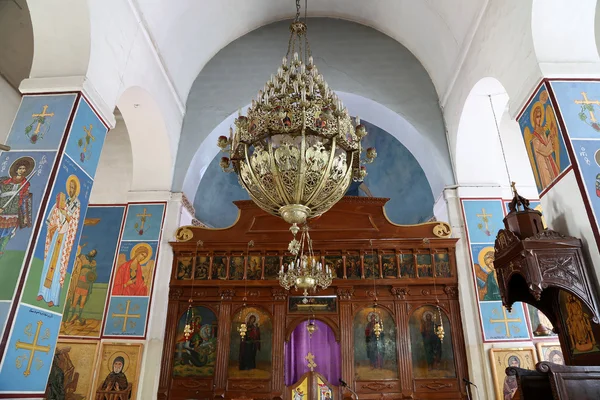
[
  {"x1": 174, "y1": 18, "x2": 452, "y2": 195},
  {"x1": 455, "y1": 77, "x2": 537, "y2": 194},
  {"x1": 26, "y1": 0, "x2": 91, "y2": 79},
  {"x1": 532, "y1": 0, "x2": 600, "y2": 76},
  {"x1": 116, "y1": 86, "x2": 173, "y2": 192},
  {"x1": 285, "y1": 316, "x2": 340, "y2": 342}
]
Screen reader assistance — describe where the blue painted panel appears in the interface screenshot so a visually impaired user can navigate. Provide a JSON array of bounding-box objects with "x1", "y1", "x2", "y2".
[
  {"x1": 0, "y1": 151, "x2": 57, "y2": 301},
  {"x1": 63, "y1": 97, "x2": 109, "y2": 178},
  {"x1": 21, "y1": 155, "x2": 93, "y2": 312},
  {"x1": 462, "y1": 199, "x2": 505, "y2": 243},
  {"x1": 517, "y1": 83, "x2": 570, "y2": 194},
  {"x1": 0, "y1": 304, "x2": 62, "y2": 393},
  {"x1": 121, "y1": 203, "x2": 165, "y2": 241},
  {"x1": 551, "y1": 81, "x2": 600, "y2": 139},
  {"x1": 0, "y1": 301, "x2": 9, "y2": 338},
  {"x1": 103, "y1": 296, "x2": 149, "y2": 337},
  {"x1": 195, "y1": 119, "x2": 434, "y2": 227},
  {"x1": 5, "y1": 94, "x2": 77, "y2": 151},
  {"x1": 569, "y1": 139, "x2": 600, "y2": 228},
  {"x1": 480, "y1": 301, "x2": 530, "y2": 341},
  {"x1": 503, "y1": 200, "x2": 541, "y2": 214}
]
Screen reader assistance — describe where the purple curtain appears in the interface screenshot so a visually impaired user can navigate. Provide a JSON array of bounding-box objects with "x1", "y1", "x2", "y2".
[{"x1": 284, "y1": 320, "x2": 341, "y2": 386}]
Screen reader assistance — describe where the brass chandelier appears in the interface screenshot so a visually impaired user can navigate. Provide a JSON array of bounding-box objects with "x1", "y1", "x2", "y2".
[{"x1": 218, "y1": 0, "x2": 376, "y2": 242}]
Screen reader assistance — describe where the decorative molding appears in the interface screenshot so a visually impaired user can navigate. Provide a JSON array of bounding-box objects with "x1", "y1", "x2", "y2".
[
  {"x1": 271, "y1": 288, "x2": 287, "y2": 301},
  {"x1": 181, "y1": 192, "x2": 196, "y2": 215},
  {"x1": 336, "y1": 287, "x2": 355, "y2": 300},
  {"x1": 443, "y1": 286, "x2": 459, "y2": 299},
  {"x1": 219, "y1": 288, "x2": 236, "y2": 300},
  {"x1": 169, "y1": 288, "x2": 184, "y2": 300},
  {"x1": 433, "y1": 222, "x2": 451, "y2": 238},
  {"x1": 391, "y1": 287, "x2": 409, "y2": 300},
  {"x1": 229, "y1": 382, "x2": 267, "y2": 391},
  {"x1": 174, "y1": 379, "x2": 211, "y2": 389},
  {"x1": 175, "y1": 227, "x2": 193, "y2": 242},
  {"x1": 360, "y1": 382, "x2": 394, "y2": 391},
  {"x1": 420, "y1": 382, "x2": 452, "y2": 391},
  {"x1": 191, "y1": 218, "x2": 210, "y2": 228}
]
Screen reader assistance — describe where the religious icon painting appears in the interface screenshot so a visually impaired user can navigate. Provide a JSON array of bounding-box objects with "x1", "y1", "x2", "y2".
[
  {"x1": 103, "y1": 296, "x2": 149, "y2": 337},
  {"x1": 21, "y1": 156, "x2": 93, "y2": 313},
  {"x1": 471, "y1": 244, "x2": 501, "y2": 302},
  {"x1": 317, "y1": 375, "x2": 334, "y2": 400},
  {"x1": 461, "y1": 199, "x2": 505, "y2": 243},
  {"x1": 568, "y1": 139, "x2": 600, "y2": 231},
  {"x1": 526, "y1": 304, "x2": 557, "y2": 338},
  {"x1": 121, "y1": 203, "x2": 166, "y2": 241},
  {"x1": 246, "y1": 254, "x2": 263, "y2": 280},
  {"x1": 434, "y1": 252, "x2": 451, "y2": 278},
  {"x1": 536, "y1": 342, "x2": 564, "y2": 365},
  {"x1": 409, "y1": 305, "x2": 456, "y2": 379},
  {"x1": 92, "y1": 342, "x2": 143, "y2": 400},
  {"x1": 63, "y1": 96, "x2": 109, "y2": 178},
  {"x1": 323, "y1": 255, "x2": 343, "y2": 278},
  {"x1": 60, "y1": 205, "x2": 125, "y2": 338},
  {"x1": 228, "y1": 306, "x2": 272, "y2": 379},
  {"x1": 263, "y1": 255, "x2": 280, "y2": 279},
  {"x1": 416, "y1": 254, "x2": 433, "y2": 278},
  {"x1": 399, "y1": 253, "x2": 415, "y2": 278},
  {"x1": 194, "y1": 255, "x2": 210, "y2": 280},
  {"x1": 45, "y1": 339, "x2": 100, "y2": 399},
  {"x1": 550, "y1": 80, "x2": 600, "y2": 139},
  {"x1": 211, "y1": 255, "x2": 228, "y2": 280},
  {"x1": 173, "y1": 306, "x2": 218, "y2": 378},
  {"x1": 518, "y1": 83, "x2": 570, "y2": 194},
  {"x1": 288, "y1": 296, "x2": 337, "y2": 314},
  {"x1": 480, "y1": 301, "x2": 530, "y2": 341},
  {"x1": 353, "y1": 306, "x2": 398, "y2": 380},
  {"x1": 489, "y1": 347, "x2": 537, "y2": 400},
  {"x1": 229, "y1": 255, "x2": 245, "y2": 280},
  {"x1": 5, "y1": 93, "x2": 77, "y2": 151},
  {"x1": 381, "y1": 253, "x2": 397, "y2": 278},
  {"x1": 111, "y1": 241, "x2": 158, "y2": 297},
  {"x1": 0, "y1": 303, "x2": 62, "y2": 393},
  {"x1": 363, "y1": 253, "x2": 379, "y2": 279},
  {"x1": 345, "y1": 254, "x2": 361, "y2": 279},
  {"x1": 0, "y1": 151, "x2": 56, "y2": 302},
  {"x1": 290, "y1": 375, "x2": 309, "y2": 400},
  {"x1": 558, "y1": 290, "x2": 600, "y2": 358},
  {"x1": 176, "y1": 255, "x2": 194, "y2": 280}
]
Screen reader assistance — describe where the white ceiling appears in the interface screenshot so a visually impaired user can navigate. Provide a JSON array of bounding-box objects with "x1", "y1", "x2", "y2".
[{"x1": 136, "y1": 0, "x2": 486, "y2": 103}]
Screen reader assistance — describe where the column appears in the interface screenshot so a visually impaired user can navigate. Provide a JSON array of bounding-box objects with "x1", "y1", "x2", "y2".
[{"x1": 0, "y1": 84, "x2": 112, "y2": 396}]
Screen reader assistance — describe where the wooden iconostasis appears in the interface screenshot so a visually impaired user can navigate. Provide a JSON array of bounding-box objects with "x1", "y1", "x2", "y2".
[{"x1": 158, "y1": 198, "x2": 470, "y2": 400}]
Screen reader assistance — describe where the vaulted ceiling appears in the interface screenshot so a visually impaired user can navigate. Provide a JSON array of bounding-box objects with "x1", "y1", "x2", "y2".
[{"x1": 136, "y1": 0, "x2": 486, "y2": 103}]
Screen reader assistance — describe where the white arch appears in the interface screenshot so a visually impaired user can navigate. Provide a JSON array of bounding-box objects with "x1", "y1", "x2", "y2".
[
  {"x1": 27, "y1": 0, "x2": 90, "y2": 79},
  {"x1": 532, "y1": 0, "x2": 600, "y2": 76},
  {"x1": 456, "y1": 77, "x2": 537, "y2": 196},
  {"x1": 117, "y1": 86, "x2": 173, "y2": 191},
  {"x1": 182, "y1": 92, "x2": 447, "y2": 205}
]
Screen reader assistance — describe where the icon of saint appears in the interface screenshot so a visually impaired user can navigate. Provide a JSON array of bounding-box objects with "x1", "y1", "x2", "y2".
[
  {"x1": 112, "y1": 243, "x2": 152, "y2": 296},
  {"x1": 239, "y1": 313, "x2": 261, "y2": 370}
]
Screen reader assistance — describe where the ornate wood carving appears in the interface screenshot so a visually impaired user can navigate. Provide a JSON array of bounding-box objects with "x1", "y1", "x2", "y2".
[{"x1": 161, "y1": 198, "x2": 467, "y2": 399}]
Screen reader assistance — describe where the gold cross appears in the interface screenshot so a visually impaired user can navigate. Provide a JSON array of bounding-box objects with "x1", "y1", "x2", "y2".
[
  {"x1": 489, "y1": 307, "x2": 521, "y2": 338},
  {"x1": 82, "y1": 124, "x2": 95, "y2": 151},
  {"x1": 136, "y1": 208, "x2": 152, "y2": 231},
  {"x1": 476, "y1": 208, "x2": 492, "y2": 230},
  {"x1": 305, "y1": 352, "x2": 317, "y2": 371},
  {"x1": 31, "y1": 105, "x2": 55, "y2": 134},
  {"x1": 15, "y1": 321, "x2": 50, "y2": 376},
  {"x1": 575, "y1": 92, "x2": 600, "y2": 122},
  {"x1": 111, "y1": 300, "x2": 141, "y2": 332}
]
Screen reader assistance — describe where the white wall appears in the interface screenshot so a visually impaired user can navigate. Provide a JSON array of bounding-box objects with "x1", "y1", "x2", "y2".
[
  {"x1": 0, "y1": 75, "x2": 20, "y2": 143},
  {"x1": 89, "y1": 113, "x2": 133, "y2": 204}
]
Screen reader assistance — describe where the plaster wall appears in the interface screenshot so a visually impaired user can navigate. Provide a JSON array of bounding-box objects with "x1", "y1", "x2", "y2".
[{"x1": 0, "y1": 76, "x2": 20, "y2": 144}]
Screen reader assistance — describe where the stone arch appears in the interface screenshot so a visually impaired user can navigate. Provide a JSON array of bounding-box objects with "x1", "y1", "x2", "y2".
[
  {"x1": 174, "y1": 18, "x2": 452, "y2": 196},
  {"x1": 27, "y1": 0, "x2": 91, "y2": 79},
  {"x1": 116, "y1": 86, "x2": 173, "y2": 192},
  {"x1": 532, "y1": 0, "x2": 600, "y2": 76},
  {"x1": 455, "y1": 77, "x2": 536, "y2": 194}
]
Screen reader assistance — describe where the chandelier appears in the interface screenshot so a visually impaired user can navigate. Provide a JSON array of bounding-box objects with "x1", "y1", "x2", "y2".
[
  {"x1": 218, "y1": 0, "x2": 376, "y2": 242},
  {"x1": 279, "y1": 225, "x2": 332, "y2": 298}
]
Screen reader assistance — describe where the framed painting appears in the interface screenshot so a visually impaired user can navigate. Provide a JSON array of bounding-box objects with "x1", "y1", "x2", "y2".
[
  {"x1": 558, "y1": 290, "x2": 600, "y2": 358},
  {"x1": 346, "y1": 253, "x2": 361, "y2": 279},
  {"x1": 364, "y1": 252, "x2": 379, "y2": 279},
  {"x1": 92, "y1": 342, "x2": 143, "y2": 400},
  {"x1": 228, "y1": 306, "x2": 272, "y2": 379},
  {"x1": 247, "y1": 254, "x2": 263, "y2": 280},
  {"x1": 400, "y1": 253, "x2": 415, "y2": 278},
  {"x1": 45, "y1": 339, "x2": 100, "y2": 400},
  {"x1": 288, "y1": 296, "x2": 337, "y2": 314},
  {"x1": 173, "y1": 305, "x2": 218, "y2": 377},
  {"x1": 324, "y1": 254, "x2": 343, "y2": 279},
  {"x1": 176, "y1": 255, "x2": 193, "y2": 280},
  {"x1": 381, "y1": 253, "x2": 397, "y2": 278},
  {"x1": 527, "y1": 304, "x2": 557, "y2": 338},
  {"x1": 434, "y1": 252, "x2": 451, "y2": 278},
  {"x1": 489, "y1": 347, "x2": 537, "y2": 400},
  {"x1": 264, "y1": 254, "x2": 280, "y2": 279},
  {"x1": 536, "y1": 342, "x2": 564, "y2": 365},
  {"x1": 193, "y1": 255, "x2": 210, "y2": 280},
  {"x1": 211, "y1": 255, "x2": 227, "y2": 280},
  {"x1": 229, "y1": 255, "x2": 245, "y2": 280},
  {"x1": 416, "y1": 254, "x2": 433, "y2": 278}
]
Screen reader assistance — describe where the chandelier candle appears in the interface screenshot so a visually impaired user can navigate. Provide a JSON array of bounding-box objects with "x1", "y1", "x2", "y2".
[{"x1": 217, "y1": 0, "x2": 376, "y2": 247}]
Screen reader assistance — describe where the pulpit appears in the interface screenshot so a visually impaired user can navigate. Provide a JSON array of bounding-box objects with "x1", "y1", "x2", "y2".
[{"x1": 494, "y1": 184, "x2": 600, "y2": 398}]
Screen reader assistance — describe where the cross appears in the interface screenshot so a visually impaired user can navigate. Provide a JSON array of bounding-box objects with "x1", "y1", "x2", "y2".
[
  {"x1": 112, "y1": 300, "x2": 140, "y2": 332},
  {"x1": 82, "y1": 124, "x2": 95, "y2": 151},
  {"x1": 489, "y1": 307, "x2": 521, "y2": 338},
  {"x1": 136, "y1": 208, "x2": 152, "y2": 231},
  {"x1": 305, "y1": 352, "x2": 317, "y2": 371},
  {"x1": 575, "y1": 92, "x2": 600, "y2": 122},
  {"x1": 476, "y1": 208, "x2": 492, "y2": 230},
  {"x1": 15, "y1": 321, "x2": 50, "y2": 376},
  {"x1": 31, "y1": 105, "x2": 55, "y2": 134}
]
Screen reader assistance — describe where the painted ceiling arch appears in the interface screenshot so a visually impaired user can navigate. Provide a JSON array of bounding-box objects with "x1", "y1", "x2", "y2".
[
  {"x1": 176, "y1": 17, "x2": 454, "y2": 197},
  {"x1": 195, "y1": 119, "x2": 434, "y2": 228}
]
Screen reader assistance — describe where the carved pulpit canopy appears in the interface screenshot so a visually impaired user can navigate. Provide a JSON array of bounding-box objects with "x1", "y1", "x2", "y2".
[{"x1": 493, "y1": 183, "x2": 600, "y2": 327}]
